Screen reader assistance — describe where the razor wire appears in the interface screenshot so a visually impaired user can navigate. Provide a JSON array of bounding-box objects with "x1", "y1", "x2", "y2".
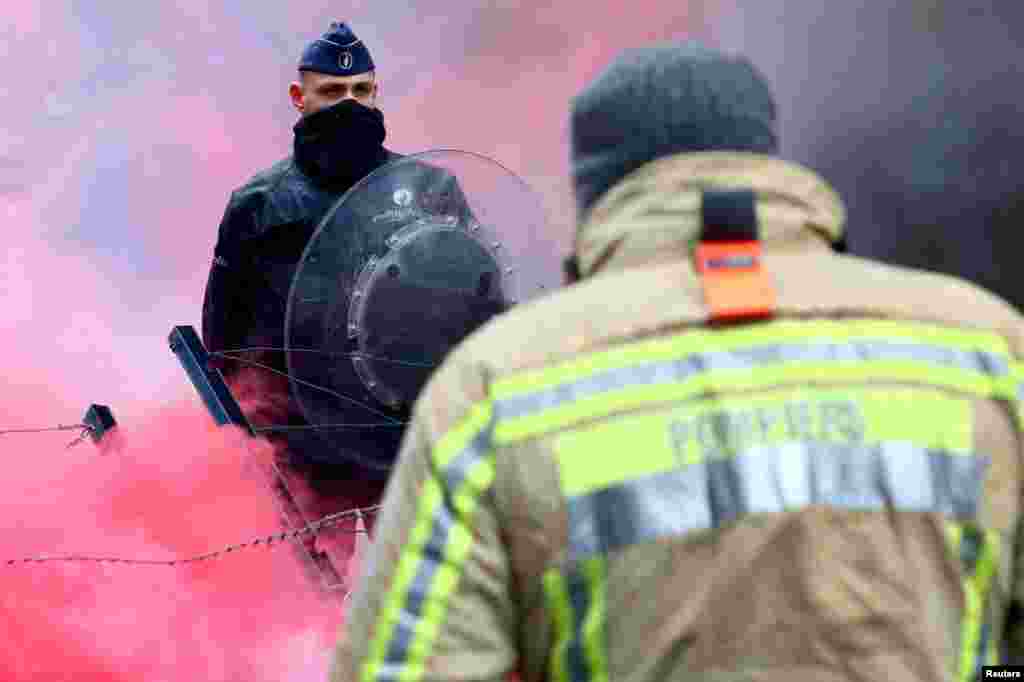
[
  {"x1": 0, "y1": 346, "x2": 415, "y2": 445},
  {"x1": 216, "y1": 346, "x2": 438, "y2": 368},
  {"x1": 209, "y1": 350, "x2": 408, "y2": 427},
  {"x1": 0, "y1": 345, "x2": 412, "y2": 568},
  {"x1": 4, "y1": 504, "x2": 380, "y2": 568},
  {"x1": 0, "y1": 422, "x2": 96, "y2": 449}
]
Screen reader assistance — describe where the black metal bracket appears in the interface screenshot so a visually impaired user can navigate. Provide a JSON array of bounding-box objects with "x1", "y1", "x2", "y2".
[
  {"x1": 82, "y1": 404, "x2": 117, "y2": 443},
  {"x1": 168, "y1": 325, "x2": 254, "y2": 436}
]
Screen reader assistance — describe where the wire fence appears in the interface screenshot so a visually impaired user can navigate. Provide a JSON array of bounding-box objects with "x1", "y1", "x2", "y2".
[
  {"x1": 4, "y1": 504, "x2": 380, "y2": 568},
  {"x1": 0, "y1": 344, "x2": 397, "y2": 579},
  {"x1": 0, "y1": 422, "x2": 95, "y2": 448}
]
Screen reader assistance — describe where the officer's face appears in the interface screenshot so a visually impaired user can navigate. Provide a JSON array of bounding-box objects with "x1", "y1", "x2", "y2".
[{"x1": 290, "y1": 71, "x2": 378, "y2": 116}]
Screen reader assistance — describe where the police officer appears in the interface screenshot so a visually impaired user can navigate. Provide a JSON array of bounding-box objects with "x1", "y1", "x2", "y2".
[
  {"x1": 201, "y1": 21, "x2": 397, "y2": 379},
  {"x1": 333, "y1": 43, "x2": 1024, "y2": 681},
  {"x1": 200, "y1": 21, "x2": 472, "y2": 478}
]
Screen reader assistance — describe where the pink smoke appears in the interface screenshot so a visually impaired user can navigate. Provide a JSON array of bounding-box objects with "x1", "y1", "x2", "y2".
[
  {"x1": 0, "y1": 220, "x2": 345, "y2": 680},
  {"x1": 0, "y1": 402, "x2": 345, "y2": 681},
  {"x1": 2, "y1": 2, "x2": 719, "y2": 679}
]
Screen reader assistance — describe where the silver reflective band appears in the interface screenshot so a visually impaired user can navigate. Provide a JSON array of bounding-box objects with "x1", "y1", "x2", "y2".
[
  {"x1": 567, "y1": 441, "x2": 989, "y2": 561},
  {"x1": 377, "y1": 422, "x2": 494, "y2": 678},
  {"x1": 381, "y1": 501, "x2": 452, "y2": 669},
  {"x1": 497, "y1": 340, "x2": 1011, "y2": 422}
]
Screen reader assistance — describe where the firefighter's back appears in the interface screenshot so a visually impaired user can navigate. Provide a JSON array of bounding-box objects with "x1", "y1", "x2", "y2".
[
  {"x1": 469, "y1": 226, "x2": 1024, "y2": 682},
  {"x1": 332, "y1": 42, "x2": 1024, "y2": 682}
]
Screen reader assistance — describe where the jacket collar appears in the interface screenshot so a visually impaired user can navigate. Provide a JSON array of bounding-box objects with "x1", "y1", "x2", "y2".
[{"x1": 575, "y1": 151, "x2": 847, "y2": 277}]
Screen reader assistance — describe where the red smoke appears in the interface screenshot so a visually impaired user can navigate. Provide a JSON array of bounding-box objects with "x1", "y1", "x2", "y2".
[
  {"x1": 0, "y1": 396, "x2": 348, "y2": 681},
  {"x1": 0, "y1": 221, "x2": 348, "y2": 678},
  {"x1": 2, "y1": 1, "x2": 719, "y2": 679}
]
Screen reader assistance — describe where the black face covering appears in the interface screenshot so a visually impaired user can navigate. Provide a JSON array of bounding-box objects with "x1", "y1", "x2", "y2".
[{"x1": 293, "y1": 99, "x2": 388, "y2": 190}]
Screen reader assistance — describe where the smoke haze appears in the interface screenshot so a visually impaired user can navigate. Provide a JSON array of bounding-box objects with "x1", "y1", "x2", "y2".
[{"x1": 3, "y1": 1, "x2": 1021, "y2": 678}]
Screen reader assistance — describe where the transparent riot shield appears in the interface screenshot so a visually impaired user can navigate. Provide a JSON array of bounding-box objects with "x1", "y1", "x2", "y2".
[{"x1": 285, "y1": 149, "x2": 557, "y2": 474}]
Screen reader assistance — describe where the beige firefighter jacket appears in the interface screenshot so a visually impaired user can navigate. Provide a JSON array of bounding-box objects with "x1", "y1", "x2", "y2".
[{"x1": 332, "y1": 152, "x2": 1024, "y2": 682}]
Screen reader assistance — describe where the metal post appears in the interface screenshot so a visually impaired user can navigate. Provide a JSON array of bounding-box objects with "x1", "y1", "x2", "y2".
[
  {"x1": 167, "y1": 325, "x2": 253, "y2": 435},
  {"x1": 167, "y1": 324, "x2": 343, "y2": 593}
]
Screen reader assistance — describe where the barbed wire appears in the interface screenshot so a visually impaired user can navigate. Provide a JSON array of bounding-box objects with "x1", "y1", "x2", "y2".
[
  {"x1": 4, "y1": 504, "x2": 380, "y2": 568},
  {"x1": 217, "y1": 346, "x2": 437, "y2": 369},
  {"x1": 0, "y1": 423, "x2": 96, "y2": 449},
  {"x1": 209, "y1": 352, "x2": 404, "y2": 426},
  {"x1": 252, "y1": 423, "x2": 406, "y2": 433},
  {"x1": 0, "y1": 346, "x2": 414, "y2": 448},
  {"x1": 0, "y1": 346, "x2": 406, "y2": 568},
  {"x1": 0, "y1": 423, "x2": 89, "y2": 436}
]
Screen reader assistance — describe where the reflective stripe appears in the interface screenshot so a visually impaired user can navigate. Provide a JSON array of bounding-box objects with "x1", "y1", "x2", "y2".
[
  {"x1": 566, "y1": 442, "x2": 988, "y2": 561},
  {"x1": 1013, "y1": 365, "x2": 1024, "y2": 430},
  {"x1": 493, "y1": 342, "x2": 1011, "y2": 446},
  {"x1": 361, "y1": 404, "x2": 496, "y2": 682},
  {"x1": 544, "y1": 560, "x2": 608, "y2": 682},
  {"x1": 577, "y1": 558, "x2": 608, "y2": 682},
  {"x1": 498, "y1": 338, "x2": 1009, "y2": 420},
  {"x1": 544, "y1": 571, "x2": 574, "y2": 682},
  {"x1": 492, "y1": 317, "x2": 1016, "y2": 446},
  {"x1": 945, "y1": 522, "x2": 1002, "y2": 682},
  {"x1": 494, "y1": 319, "x2": 1013, "y2": 401}
]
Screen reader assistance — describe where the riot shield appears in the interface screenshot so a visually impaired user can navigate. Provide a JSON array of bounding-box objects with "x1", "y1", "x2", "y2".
[{"x1": 285, "y1": 150, "x2": 556, "y2": 474}]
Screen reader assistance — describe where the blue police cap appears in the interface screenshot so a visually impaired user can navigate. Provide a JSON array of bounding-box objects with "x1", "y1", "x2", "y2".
[{"x1": 298, "y1": 21, "x2": 375, "y2": 76}]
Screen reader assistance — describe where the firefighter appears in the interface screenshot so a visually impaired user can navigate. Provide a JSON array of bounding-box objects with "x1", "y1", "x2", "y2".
[{"x1": 332, "y1": 42, "x2": 1024, "y2": 682}]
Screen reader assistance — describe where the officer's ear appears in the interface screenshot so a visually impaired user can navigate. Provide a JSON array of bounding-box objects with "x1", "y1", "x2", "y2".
[{"x1": 289, "y1": 79, "x2": 305, "y2": 114}]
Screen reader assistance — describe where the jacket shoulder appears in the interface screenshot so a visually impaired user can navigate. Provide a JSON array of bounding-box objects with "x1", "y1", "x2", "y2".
[
  {"x1": 227, "y1": 157, "x2": 295, "y2": 207},
  {"x1": 818, "y1": 254, "x2": 1024, "y2": 358},
  {"x1": 221, "y1": 156, "x2": 330, "y2": 239},
  {"x1": 446, "y1": 252, "x2": 1024, "y2": 381}
]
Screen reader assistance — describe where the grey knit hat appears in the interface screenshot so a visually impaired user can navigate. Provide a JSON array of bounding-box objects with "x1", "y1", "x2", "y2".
[{"x1": 570, "y1": 42, "x2": 779, "y2": 217}]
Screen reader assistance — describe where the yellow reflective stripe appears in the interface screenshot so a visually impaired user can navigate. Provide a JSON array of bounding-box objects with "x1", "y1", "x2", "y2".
[
  {"x1": 435, "y1": 402, "x2": 493, "y2": 469},
  {"x1": 580, "y1": 558, "x2": 609, "y2": 682},
  {"x1": 945, "y1": 522, "x2": 1002, "y2": 682},
  {"x1": 945, "y1": 522, "x2": 964, "y2": 554},
  {"x1": 360, "y1": 403, "x2": 496, "y2": 682},
  {"x1": 957, "y1": 532, "x2": 984, "y2": 682},
  {"x1": 555, "y1": 415, "x2": 676, "y2": 497},
  {"x1": 859, "y1": 388, "x2": 973, "y2": 452},
  {"x1": 362, "y1": 477, "x2": 445, "y2": 682},
  {"x1": 973, "y1": 530, "x2": 1001, "y2": 675},
  {"x1": 498, "y1": 360, "x2": 992, "y2": 450},
  {"x1": 543, "y1": 559, "x2": 609, "y2": 682},
  {"x1": 554, "y1": 387, "x2": 972, "y2": 497},
  {"x1": 1010, "y1": 363, "x2": 1024, "y2": 431},
  {"x1": 988, "y1": 637, "x2": 1000, "y2": 666},
  {"x1": 944, "y1": 523, "x2": 970, "y2": 681},
  {"x1": 544, "y1": 570, "x2": 574, "y2": 682},
  {"x1": 493, "y1": 319, "x2": 1011, "y2": 398}
]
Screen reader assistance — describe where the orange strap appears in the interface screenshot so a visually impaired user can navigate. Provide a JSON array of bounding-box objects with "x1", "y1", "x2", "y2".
[{"x1": 695, "y1": 240, "x2": 776, "y2": 323}]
